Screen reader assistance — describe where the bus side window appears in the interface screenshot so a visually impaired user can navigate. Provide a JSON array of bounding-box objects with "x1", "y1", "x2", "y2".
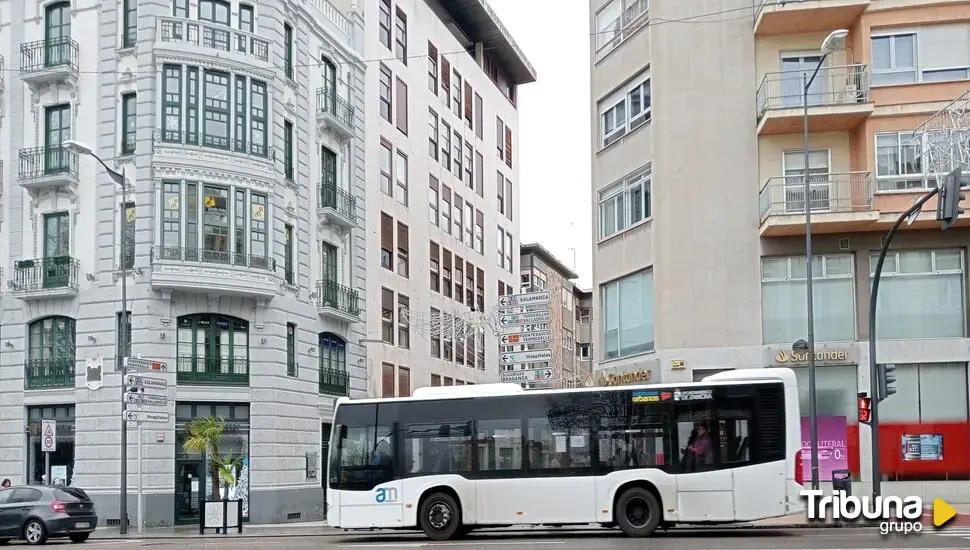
[
  {"x1": 477, "y1": 419, "x2": 522, "y2": 472},
  {"x1": 675, "y1": 400, "x2": 714, "y2": 473},
  {"x1": 404, "y1": 422, "x2": 472, "y2": 476}
]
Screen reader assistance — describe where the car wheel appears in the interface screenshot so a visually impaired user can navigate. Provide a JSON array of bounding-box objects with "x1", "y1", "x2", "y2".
[
  {"x1": 23, "y1": 519, "x2": 48, "y2": 545},
  {"x1": 615, "y1": 487, "x2": 661, "y2": 537},
  {"x1": 419, "y1": 492, "x2": 461, "y2": 541},
  {"x1": 70, "y1": 533, "x2": 90, "y2": 543}
]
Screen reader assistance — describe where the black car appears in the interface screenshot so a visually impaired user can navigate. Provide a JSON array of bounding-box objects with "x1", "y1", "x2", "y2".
[{"x1": 0, "y1": 485, "x2": 97, "y2": 545}]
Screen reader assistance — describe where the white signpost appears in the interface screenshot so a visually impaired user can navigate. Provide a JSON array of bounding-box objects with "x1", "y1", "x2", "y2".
[
  {"x1": 41, "y1": 419, "x2": 56, "y2": 485},
  {"x1": 501, "y1": 349, "x2": 554, "y2": 365},
  {"x1": 499, "y1": 311, "x2": 551, "y2": 327},
  {"x1": 500, "y1": 331, "x2": 552, "y2": 346},
  {"x1": 500, "y1": 368, "x2": 554, "y2": 383},
  {"x1": 123, "y1": 366, "x2": 169, "y2": 534},
  {"x1": 498, "y1": 291, "x2": 550, "y2": 308}
]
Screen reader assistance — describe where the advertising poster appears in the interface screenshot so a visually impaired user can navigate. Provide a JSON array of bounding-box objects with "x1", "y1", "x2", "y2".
[
  {"x1": 800, "y1": 416, "x2": 849, "y2": 481},
  {"x1": 901, "y1": 434, "x2": 943, "y2": 461}
]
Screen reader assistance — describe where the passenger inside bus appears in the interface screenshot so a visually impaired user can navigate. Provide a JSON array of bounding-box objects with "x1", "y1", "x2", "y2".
[{"x1": 681, "y1": 424, "x2": 713, "y2": 471}]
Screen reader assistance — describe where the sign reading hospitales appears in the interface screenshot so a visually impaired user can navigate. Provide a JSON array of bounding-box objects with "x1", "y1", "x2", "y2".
[
  {"x1": 500, "y1": 368, "x2": 553, "y2": 383},
  {"x1": 500, "y1": 349, "x2": 553, "y2": 365},
  {"x1": 41, "y1": 419, "x2": 56, "y2": 453},
  {"x1": 498, "y1": 291, "x2": 550, "y2": 308},
  {"x1": 123, "y1": 410, "x2": 170, "y2": 423}
]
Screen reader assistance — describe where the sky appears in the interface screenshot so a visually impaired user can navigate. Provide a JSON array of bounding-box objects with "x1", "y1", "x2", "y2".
[{"x1": 488, "y1": 0, "x2": 593, "y2": 288}]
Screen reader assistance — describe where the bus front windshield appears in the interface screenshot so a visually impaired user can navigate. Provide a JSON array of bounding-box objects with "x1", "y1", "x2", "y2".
[{"x1": 330, "y1": 405, "x2": 395, "y2": 491}]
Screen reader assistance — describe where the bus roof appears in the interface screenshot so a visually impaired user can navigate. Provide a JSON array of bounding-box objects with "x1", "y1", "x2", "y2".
[{"x1": 335, "y1": 367, "x2": 796, "y2": 407}]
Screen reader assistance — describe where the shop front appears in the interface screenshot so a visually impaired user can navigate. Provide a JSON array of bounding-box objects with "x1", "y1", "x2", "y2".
[{"x1": 26, "y1": 405, "x2": 75, "y2": 485}]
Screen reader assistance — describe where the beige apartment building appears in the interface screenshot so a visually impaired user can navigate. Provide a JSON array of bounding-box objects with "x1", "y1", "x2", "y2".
[
  {"x1": 590, "y1": 0, "x2": 970, "y2": 499},
  {"x1": 518, "y1": 244, "x2": 593, "y2": 388}
]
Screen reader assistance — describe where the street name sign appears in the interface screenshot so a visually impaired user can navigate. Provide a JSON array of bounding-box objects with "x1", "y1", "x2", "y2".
[
  {"x1": 498, "y1": 291, "x2": 550, "y2": 308},
  {"x1": 123, "y1": 410, "x2": 170, "y2": 424},
  {"x1": 500, "y1": 368, "x2": 554, "y2": 383},
  {"x1": 500, "y1": 331, "x2": 552, "y2": 346},
  {"x1": 499, "y1": 311, "x2": 551, "y2": 327},
  {"x1": 498, "y1": 323, "x2": 549, "y2": 335},
  {"x1": 124, "y1": 374, "x2": 167, "y2": 390},
  {"x1": 125, "y1": 357, "x2": 168, "y2": 372},
  {"x1": 500, "y1": 349, "x2": 554, "y2": 365},
  {"x1": 124, "y1": 393, "x2": 169, "y2": 407}
]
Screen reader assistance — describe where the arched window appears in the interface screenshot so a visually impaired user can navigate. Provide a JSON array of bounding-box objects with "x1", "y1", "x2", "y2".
[
  {"x1": 177, "y1": 314, "x2": 249, "y2": 385},
  {"x1": 26, "y1": 316, "x2": 76, "y2": 390},
  {"x1": 319, "y1": 332, "x2": 347, "y2": 395}
]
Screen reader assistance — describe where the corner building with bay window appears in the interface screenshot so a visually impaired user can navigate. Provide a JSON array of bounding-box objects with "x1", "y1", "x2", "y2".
[
  {"x1": 590, "y1": 0, "x2": 970, "y2": 501},
  {"x1": 0, "y1": 0, "x2": 368, "y2": 525}
]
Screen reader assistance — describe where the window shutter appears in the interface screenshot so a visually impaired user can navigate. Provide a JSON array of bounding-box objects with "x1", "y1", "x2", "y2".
[
  {"x1": 431, "y1": 241, "x2": 439, "y2": 262},
  {"x1": 506, "y1": 178, "x2": 513, "y2": 221},
  {"x1": 430, "y1": 174, "x2": 438, "y2": 192},
  {"x1": 381, "y1": 212, "x2": 393, "y2": 250},
  {"x1": 443, "y1": 249, "x2": 452, "y2": 273},
  {"x1": 476, "y1": 267, "x2": 484, "y2": 292},
  {"x1": 441, "y1": 58, "x2": 451, "y2": 96},
  {"x1": 382, "y1": 363, "x2": 395, "y2": 398},
  {"x1": 505, "y1": 127, "x2": 513, "y2": 168},
  {"x1": 396, "y1": 78, "x2": 408, "y2": 133},
  {"x1": 464, "y1": 83, "x2": 473, "y2": 121},
  {"x1": 397, "y1": 222, "x2": 409, "y2": 255},
  {"x1": 442, "y1": 184, "x2": 451, "y2": 204},
  {"x1": 398, "y1": 367, "x2": 411, "y2": 397}
]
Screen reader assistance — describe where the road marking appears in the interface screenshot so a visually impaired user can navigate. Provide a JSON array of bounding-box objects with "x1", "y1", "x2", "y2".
[{"x1": 339, "y1": 543, "x2": 564, "y2": 548}]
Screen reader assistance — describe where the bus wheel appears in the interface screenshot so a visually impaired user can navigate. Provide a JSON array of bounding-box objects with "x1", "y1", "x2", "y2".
[
  {"x1": 419, "y1": 492, "x2": 461, "y2": 541},
  {"x1": 615, "y1": 487, "x2": 660, "y2": 537}
]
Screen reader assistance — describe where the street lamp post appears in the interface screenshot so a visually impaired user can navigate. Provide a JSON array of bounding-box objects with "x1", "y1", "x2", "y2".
[
  {"x1": 800, "y1": 29, "x2": 849, "y2": 492},
  {"x1": 63, "y1": 140, "x2": 130, "y2": 534}
]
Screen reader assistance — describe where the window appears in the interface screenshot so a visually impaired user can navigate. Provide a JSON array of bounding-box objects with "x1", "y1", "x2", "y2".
[
  {"x1": 173, "y1": 0, "x2": 188, "y2": 17},
  {"x1": 381, "y1": 289, "x2": 395, "y2": 344},
  {"x1": 474, "y1": 151, "x2": 484, "y2": 197},
  {"x1": 116, "y1": 311, "x2": 132, "y2": 365},
  {"x1": 563, "y1": 329, "x2": 574, "y2": 352},
  {"x1": 428, "y1": 109, "x2": 439, "y2": 160},
  {"x1": 382, "y1": 363, "x2": 395, "y2": 397},
  {"x1": 496, "y1": 117, "x2": 505, "y2": 160},
  {"x1": 430, "y1": 308, "x2": 441, "y2": 357},
  {"x1": 870, "y1": 250, "x2": 964, "y2": 339},
  {"x1": 454, "y1": 195, "x2": 464, "y2": 242},
  {"x1": 319, "y1": 332, "x2": 347, "y2": 394},
  {"x1": 396, "y1": 78, "x2": 408, "y2": 134},
  {"x1": 379, "y1": 64, "x2": 392, "y2": 122},
  {"x1": 395, "y1": 150, "x2": 408, "y2": 206},
  {"x1": 497, "y1": 227, "x2": 506, "y2": 269},
  {"x1": 562, "y1": 291, "x2": 574, "y2": 311},
  {"x1": 176, "y1": 314, "x2": 249, "y2": 383},
  {"x1": 202, "y1": 70, "x2": 231, "y2": 149},
  {"x1": 26, "y1": 316, "x2": 76, "y2": 389},
  {"x1": 871, "y1": 33, "x2": 917, "y2": 86},
  {"x1": 286, "y1": 323, "x2": 297, "y2": 376},
  {"x1": 601, "y1": 72, "x2": 651, "y2": 147},
  {"x1": 378, "y1": 0, "x2": 391, "y2": 50},
  {"x1": 464, "y1": 83, "x2": 474, "y2": 128},
  {"x1": 595, "y1": 0, "x2": 622, "y2": 52},
  {"x1": 464, "y1": 141, "x2": 473, "y2": 188},
  {"x1": 283, "y1": 120, "x2": 294, "y2": 180},
  {"x1": 122, "y1": 203, "x2": 135, "y2": 270},
  {"x1": 464, "y1": 203, "x2": 474, "y2": 248},
  {"x1": 453, "y1": 130, "x2": 462, "y2": 176},
  {"x1": 396, "y1": 222, "x2": 409, "y2": 278},
  {"x1": 452, "y1": 71, "x2": 463, "y2": 116},
  {"x1": 441, "y1": 58, "x2": 451, "y2": 105},
  {"x1": 121, "y1": 0, "x2": 137, "y2": 48},
  {"x1": 504, "y1": 126, "x2": 513, "y2": 169},
  {"x1": 379, "y1": 139, "x2": 393, "y2": 197},
  {"x1": 505, "y1": 232, "x2": 513, "y2": 274},
  {"x1": 497, "y1": 172, "x2": 506, "y2": 216},
  {"x1": 398, "y1": 366, "x2": 411, "y2": 397},
  {"x1": 478, "y1": 419, "x2": 523, "y2": 471},
  {"x1": 283, "y1": 223, "x2": 294, "y2": 284},
  {"x1": 199, "y1": 0, "x2": 230, "y2": 24},
  {"x1": 579, "y1": 344, "x2": 590, "y2": 360},
  {"x1": 380, "y1": 213, "x2": 393, "y2": 271},
  {"x1": 455, "y1": 257, "x2": 464, "y2": 304},
  {"x1": 761, "y1": 255, "x2": 855, "y2": 345},
  {"x1": 599, "y1": 164, "x2": 651, "y2": 238},
  {"x1": 398, "y1": 294, "x2": 410, "y2": 349},
  {"x1": 321, "y1": 241, "x2": 338, "y2": 283},
  {"x1": 238, "y1": 4, "x2": 253, "y2": 32},
  {"x1": 875, "y1": 132, "x2": 923, "y2": 191},
  {"x1": 431, "y1": 373, "x2": 441, "y2": 386},
  {"x1": 121, "y1": 92, "x2": 137, "y2": 155},
  {"x1": 428, "y1": 42, "x2": 438, "y2": 91},
  {"x1": 441, "y1": 121, "x2": 452, "y2": 168},
  {"x1": 283, "y1": 23, "x2": 294, "y2": 80},
  {"x1": 250, "y1": 80, "x2": 268, "y2": 156},
  {"x1": 506, "y1": 177, "x2": 513, "y2": 222},
  {"x1": 430, "y1": 242, "x2": 440, "y2": 292},
  {"x1": 443, "y1": 250, "x2": 453, "y2": 299},
  {"x1": 602, "y1": 269, "x2": 654, "y2": 359},
  {"x1": 475, "y1": 93, "x2": 483, "y2": 139},
  {"x1": 162, "y1": 65, "x2": 182, "y2": 140},
  {"x1": 474, "y1": 210, "x2": 484, "y2": 255},
  {"x1": 441, "y1": 186, "x2": 452, "y2": 234},
  {"x1": 429, "y1": 176, "x2": 440, "y2": 226},
  {"x1": 394, "y1": 8, "x2": 407, "y2": 64}
]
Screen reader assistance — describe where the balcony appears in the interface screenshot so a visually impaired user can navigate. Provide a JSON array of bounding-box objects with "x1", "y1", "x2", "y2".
[
  {"x1": 18, "y1": 146, "x2": 79, "y2": 193},
  {"x1": 25, "y1": 358, "x2": 75, "y2": 390},
  {"x1": 318, "y1": 183, "x2": 357, "y2": 229},
  {"x1": 756, "y1": 64, "x2": 873, "y2": 136},
  {"x1": 315, "y1": 280, "x2": 361, "y2": 323},
  {"x1": 150, "y1": 246, "x2": 280, "y2": 298},
  {"x1": 153, "y1": 129, "x2": 273, "y2": 160},
  {"x1": 156, "y1": 16, "x2": 270, "y2": 67},
  {"x1": 176, "y1": 356, "x2": 249, "y2": 386},
  {"x1": 754, "y1": 0, "x2": 869, "y2": 37},
  {"x1": 11, "y1": 256, "x2": 80, "y2": 300},
  {"x1": 319, "y1": 367, "x2": 349, "y2": 396},
  {"x1": 759, "y1": 171, "x2": 877, "y2": 236},
  {"x1": 316, "y1": 88, "x2": 356, "y2": 140},
  {"x1": 19, "y1": 38, "x2": 79, "y2": 88}
]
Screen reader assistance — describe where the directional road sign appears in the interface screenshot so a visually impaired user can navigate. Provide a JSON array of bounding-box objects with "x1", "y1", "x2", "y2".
[
  {"x1": 124, "y1": 357, "x2": 168, "y2": 372},
  {"x1": 41, "y1": 420, "x2": 56, "y2": 452},
  {"x1": 124, "y1": 374, "x2": 167, "y2": 390},
  {"x1": 123, "y1": 410, "x2": 170, "y2": 424},
  {"x1": 499, "y1": 323, "x2": 549, "y2": 335},
  {"x1": 500, "y1": 331, "x2": 552, "y2": 346},
  {"x1": 500, "y1": 349, "x2": 554, "y2": 365},
  {"x1": 124, "y1": 392, "x2": 169, "y2": 407},
  {"x1": 499, "y1": 311, "x2": 551, "y2": 327},
  {"x1": 498, "y1": 291, "x2": 550, "y2": 308},
  {"x1": 500, "y1": 368, "x2": 554, "y2": 383}
]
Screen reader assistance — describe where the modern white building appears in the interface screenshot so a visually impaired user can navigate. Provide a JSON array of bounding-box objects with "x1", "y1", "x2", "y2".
[
  {"x1": 0, "y1": 0, "x2": 367, "y2": 526},
  {"x1": 351, "y1": 0, "x2": 535, "y2": 394}
]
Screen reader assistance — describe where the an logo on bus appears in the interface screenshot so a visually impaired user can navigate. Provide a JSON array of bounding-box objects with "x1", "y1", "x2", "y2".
[{"x1": 375, "y1": 487, "x2": 399, "y2": 504}]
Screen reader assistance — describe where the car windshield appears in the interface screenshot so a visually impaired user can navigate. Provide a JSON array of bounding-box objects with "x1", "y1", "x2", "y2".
[{"x1": 53, "y1": 488, "x2": 89, "y2": 502}]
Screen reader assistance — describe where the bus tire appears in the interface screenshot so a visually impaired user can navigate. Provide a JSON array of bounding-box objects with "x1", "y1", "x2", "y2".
[
  {"x1": 419, "y1": 492, "x2": 462, "y2": 541},
  {"x1": 615, "y1": 487, "x2": 661, "y2": 537}
]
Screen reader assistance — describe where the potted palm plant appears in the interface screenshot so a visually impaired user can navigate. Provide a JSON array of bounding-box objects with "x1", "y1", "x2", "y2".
[{"x1": 183, "y1": 416, "x2": 244, "y2": 533}]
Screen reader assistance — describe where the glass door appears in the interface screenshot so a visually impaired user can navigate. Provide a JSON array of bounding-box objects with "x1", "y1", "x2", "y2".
[
  {"x1": 322, "y1": 59, "x2": 337, "y2": 114},
  {"x1": 174, "y1": 460, "x2": 203, "y2": 525},
  {"x1": 45, "y1": 105, "x2": 71, "y2": 175},
  {"x1": 44, "y1": 2, "x2": 71, "y2": 67},
  {"x1": 43, "y1": 213, "x2": 70, "y2": 288},
  {"x1": 779, "y1": 55, "x2": 825, "y2": 108},
  {"x1": 783, "y1": 150, "x2": 831, "y2": 213}
]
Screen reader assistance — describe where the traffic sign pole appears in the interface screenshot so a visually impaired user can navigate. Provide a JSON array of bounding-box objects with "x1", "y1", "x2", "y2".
[
  {"x1": 41, "y1": 419, "x2": 56, "y2": 485},
  {"x1": 122, "y1": 363, "x2": 168, "y2": 534}
]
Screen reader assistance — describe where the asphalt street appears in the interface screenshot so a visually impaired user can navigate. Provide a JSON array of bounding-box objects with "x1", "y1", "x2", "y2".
[{"x1": 26, "y1": 527, "x2": 970, "y2": 549}]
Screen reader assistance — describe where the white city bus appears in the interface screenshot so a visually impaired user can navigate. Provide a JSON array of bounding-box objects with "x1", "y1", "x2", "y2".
[{"x1": 326, "y1": 368, "x2": 804, "y2": 540}]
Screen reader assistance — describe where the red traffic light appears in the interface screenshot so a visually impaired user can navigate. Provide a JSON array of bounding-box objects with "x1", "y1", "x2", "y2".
[{"x1": 858, "y1": 395, "x2": 872, "y2": 423}]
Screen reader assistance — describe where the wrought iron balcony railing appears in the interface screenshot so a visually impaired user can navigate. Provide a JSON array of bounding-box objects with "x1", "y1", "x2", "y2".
[
  {"x1": 176, "y1": 356, "x2": 249, "y2": 385},
  {"x1": 18, "y1": 146, "x2": 79, "y2": 181},
  {"x1": 319, "y1": 182, "x2": 357, "y2": 222},
  {"x1": 756, "y1": 64, "x2": 870, "y2": 120},
  {"x1": 152, "y1": 246, "x2": 276, "y2": 272},
  {"x1": 20, "y1": 37, "x2": 80, "y2": 75},
  {"x1": 759, "y1": 171, "x2": 874, "y2": 221},
  {"x1": 316, "y1": 87, "x2": 355, "y2": 130},
  {"x1": 319, "y1": 367, "x2": 349, "y2": 395},
  {"x1": 25, "y1": 358, "x2": 75, "y2": 389},
  {"x1": 13, "y1": 256, "x2": 80, "y2": 291},
  {"x1": 315, "y1": 279, "x2": 360, "y2": 317}
]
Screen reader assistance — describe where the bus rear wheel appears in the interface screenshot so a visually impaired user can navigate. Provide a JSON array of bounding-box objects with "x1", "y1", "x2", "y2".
[
  {"x1": 615, "y1": 487, "x2": 661, "y2": 537},
  {"x1": 419, "y1": 492, "x2": 462, "y2": 541}
]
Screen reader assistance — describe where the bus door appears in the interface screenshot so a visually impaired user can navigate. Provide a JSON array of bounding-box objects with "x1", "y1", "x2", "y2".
[{"x1": 673, "y1": 397, "x2": 735, "y2": 522}]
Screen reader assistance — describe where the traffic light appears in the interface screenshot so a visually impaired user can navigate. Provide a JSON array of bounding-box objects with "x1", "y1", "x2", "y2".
[
  {"x1": 877, "y1": 363, "x2": 897, "y2": 402},
  {"x1": 858, "y1": 393, "x2": 872, "y2": 424},
  {"x1": 939, "y1": 167, "x2": 966, "y2": 230}
]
